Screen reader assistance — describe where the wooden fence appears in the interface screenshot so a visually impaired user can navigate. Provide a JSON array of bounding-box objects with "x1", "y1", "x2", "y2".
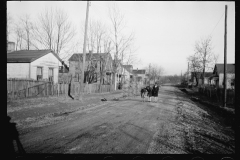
[
  {"x1": 198, "y1": 86, "x2": 235, "y2": 105},
  {"x1": 7, "y1": 78, "x2": 114, "y2": 100}
]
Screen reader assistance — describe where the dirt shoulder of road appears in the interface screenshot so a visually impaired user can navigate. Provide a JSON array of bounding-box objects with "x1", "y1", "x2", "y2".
[
  {"x1": 175, "y1": 85, "x2": 235, "y2": 122},
  {"x1": 7, "y1": 90, "x2": 125, "y2": 132}
]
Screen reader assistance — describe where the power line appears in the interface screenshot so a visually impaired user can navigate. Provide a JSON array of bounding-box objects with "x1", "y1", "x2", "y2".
[{"x1": 210, "y1": 11, "x2": 225, "y2": 36}]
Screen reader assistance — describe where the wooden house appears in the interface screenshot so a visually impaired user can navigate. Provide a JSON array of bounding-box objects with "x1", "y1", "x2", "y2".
[
  {"x1": 68, "y1": 52, "x2": 113, "y2": 84},
  {"x1": 7, "y1": 50, "x2": 63, "y2": 84},
  {"x1": 133, "y1": 69, "x2": 147, "y2": 85},
  {"x1": 210, "y1": 64, "x2": 235, "y2": 89}
]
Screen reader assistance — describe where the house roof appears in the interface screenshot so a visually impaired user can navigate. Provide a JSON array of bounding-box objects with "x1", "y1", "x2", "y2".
[
  {"x1": 213, "y1": 64, "x2": 235, "y2": 74},
  {"x1": 133, "y1": 69, "x2": 146, "y2": 74},
  {"x1": 68, "y1": 53, "x2": 111, "y2": 61},
  {"x1": 204, "y1": 72, "x2": 213, "y2": 77},
  {"x1": 7, "y1": 50, "x2": 62, "y2": 63},
  {"x1": 122, "y1": 65, "x2": 133, "y2": 74},
  {"x1": 123, "y1": 65, "x2": 132, "y2": 70},
  {"x1": 123, "y1": 65, "x2": 133, "y2": 68},
  {"x1": 191, "y1": 72, "x2": 213, "y2": 78},
  {"x1": 200, "y1": 72, "x2": 213, "y2": 78}
]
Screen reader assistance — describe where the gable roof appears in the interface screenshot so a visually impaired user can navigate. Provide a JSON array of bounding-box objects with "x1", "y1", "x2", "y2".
[
  {"x1": 68, "y1": 53, "x2": 111, "y2": 61},
  {"x1": 123, "y1": 65, "x2": 133, "y2": 69},
  {"x1": 200, "y1": 72, "x2": 213, "y2": 78},
  {"x1": 122, "y1": 65, "x2": 133, "y2": 74},
  {"x1": 213, "y1": 64, "x2": 235, "y2": 74},
  {"x1": 191, "y1": 72, "x2": 213, "y2": 78},
  {"x1": 133, "y1": 69, "x2": 146, "y2": 74},
  {"x1": 7, "y1": 50, "x2": 62, "y2": 63}
]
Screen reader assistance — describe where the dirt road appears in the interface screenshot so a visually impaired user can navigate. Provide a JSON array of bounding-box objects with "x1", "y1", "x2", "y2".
[{"x1": 8, "y1": 84, "x2": 235, "y2": 154}]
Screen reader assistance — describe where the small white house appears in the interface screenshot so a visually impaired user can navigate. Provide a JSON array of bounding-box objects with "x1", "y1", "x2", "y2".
[
  {"x1": 7, "y1": 50, "x2": 63, "y2": 84},
  {"x1": 133, "y1": 69, "x2": 147, "y2": 85},
  {"x1": 122, "y1": 65, "x2": 134, "y2": 84}
]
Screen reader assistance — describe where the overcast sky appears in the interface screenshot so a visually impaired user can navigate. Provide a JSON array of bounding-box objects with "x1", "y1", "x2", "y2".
[{"x1": 7, "y1": 1, "x2": 235, "y2": 76}]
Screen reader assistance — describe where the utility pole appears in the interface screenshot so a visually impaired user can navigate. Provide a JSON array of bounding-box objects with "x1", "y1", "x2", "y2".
[
  {"x1": 223, "y1": 5, "x2": 227, "y2": 108},
  {"x1": 149, "y1": 63, "x2": 151, "y2": 85},
  {"x1": 187, "y1": 62, "x2": 189, "y2": 85},
  {"x1": 79, "y1": 1, "x2": 90, "y2": 101}
]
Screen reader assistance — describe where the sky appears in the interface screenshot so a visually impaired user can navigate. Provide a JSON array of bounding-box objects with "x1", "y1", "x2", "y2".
[{"x1": 7, "y1": 1, "x2": 235, "y2": 76}]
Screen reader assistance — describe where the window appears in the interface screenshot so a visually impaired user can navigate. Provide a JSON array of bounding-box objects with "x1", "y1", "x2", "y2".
[
  {"x1": 93, "y1": 73, "x2": 97, "y2": 82},
  {"x1": 231, "y1": 79, "x2": 235, "y2": 86},
  {"x1": 49, "y1": 68, "x2": 54, "y2": 82},
  {"x1": 138, "y1": 77, "x2": 142, "y2": 82},
  {"x1": 37, "y1": 67, "x2": 43, "y2": 80},
  {"x1": 74, "y1": 74, "x2": 79, "y2": 82}
]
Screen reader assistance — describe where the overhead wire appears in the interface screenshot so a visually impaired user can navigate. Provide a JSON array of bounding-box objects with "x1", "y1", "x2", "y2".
[
  {"x1": 210, "y1": 3, "x2": 234, "y2": 36},
  {"x1": 210, "y1": 11, "x2": 225, "y2": 36}
]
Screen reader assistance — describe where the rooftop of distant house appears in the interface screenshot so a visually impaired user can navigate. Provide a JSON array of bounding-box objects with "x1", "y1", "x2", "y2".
[
  {"x1": 122, "y1": 65, "x2": 133, "y2": 73},
  {"x1": 214, "y1": 63, "x2": 235, "y2": 74},
  {"x1": 133, "y1": 69, "x2": 146, "y2": 74},
  {"x1": 68, "y1": 52, "x2": 111, "y2": 61}
]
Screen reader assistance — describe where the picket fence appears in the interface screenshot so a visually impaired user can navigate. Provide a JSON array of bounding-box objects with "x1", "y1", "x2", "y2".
[{"x1": 7, "y1": 78, "x2": 113, "y2": 100}]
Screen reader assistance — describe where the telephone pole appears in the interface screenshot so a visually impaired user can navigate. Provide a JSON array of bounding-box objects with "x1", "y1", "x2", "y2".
[
  {"x1": 223, "y1": 5, "x2": 228, "y2": 108},
  {"x1": 79, "y1": 1, "x2": 90, "y2": 101},
  {"x1": 187, "y1": 62, "x2": 189, "y2": 85},
  {"x1": 149, "y1": 63, "x2": 151, "y2": 85}
]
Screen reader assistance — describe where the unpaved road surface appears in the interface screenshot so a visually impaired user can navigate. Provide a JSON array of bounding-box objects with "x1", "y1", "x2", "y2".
[{"x1": 7, "y1": 85, "x2": 235, "y2": 154}]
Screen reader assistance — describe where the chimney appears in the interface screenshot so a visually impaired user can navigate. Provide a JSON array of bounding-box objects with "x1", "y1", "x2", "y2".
[{"x1": 7, "y1": 42, "x2": 15, "y2": 53}]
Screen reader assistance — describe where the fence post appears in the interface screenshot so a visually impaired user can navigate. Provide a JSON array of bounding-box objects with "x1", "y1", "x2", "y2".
[
  {"x1": 45, "y1": 82, "x2": 47, "y2": 97},
  {"x1": 63, "y1": 83, "x2": 65, "y2": 94},
  {"x1": 52, "y1": 82, "x2": 54, "y2": 96},
  {"x1": 46, "y1": 82, "x2": 48, "y2": 96},
  {"x1": 26, "y1": 82, "x2": 28, "y2": 98},
  {"x1": 57, "y1": 84, "x2": 59, "y2": 97},
  {"x1": 12, "y1": 79, "x2": 14, "y2": 99},
  {"x1": 209, "y1": 87, "x2": 211, "y2": 98},
  {"x1": 64, "y1": 83, "x2": 66, "y2": 97}
]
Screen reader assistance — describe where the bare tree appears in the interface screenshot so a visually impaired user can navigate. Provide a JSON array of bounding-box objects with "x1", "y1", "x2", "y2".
[
  {"x1": 144, "y1": 63, "x2": 164, "y2": 84},
  {"x1": 194, "y1": 36, "x2": 215, "y2": 85},
  {"x1": 146, "y1": 63, "x2": 164, "y2": 84},
  {"x1": 7, "y1": 12, "x2": 13, "y2": 42},
  {"x1": 14, "y1": 24, "x2": 24, "y2": 51},
  {"x1": 34, "y1": 8, "x2": 55, "y2": 50},
  {"x1": 108, "y1": 4, "x2": 135, "y2": 90},
  {"x1": 32, "y1": 7, "x2": 76, "y2": 57},
  {"x1": 80, "y1": 19, "x2": 114, "y2": 91},
  {"x1": 20, "y1": 14, "x2": 36, "y2": 50},
  {"x1": 55, "y1": 8, "x2": 76, "y2": 55},
  {"x1": 212, "y1": 53, "x2": 220, "y2": 68},
  {"x1": 125, "y1": 52, "x2": 139, "y2": 66},
  {"x1": 156, "y1": 66, "x2": 164, "y2": 82},
  {"x1": 84, "y1": 20, "x2": 108, "y2": 54},
  {"x1": 187, "y1": 53, "x2": 202, "y2": 86}
]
